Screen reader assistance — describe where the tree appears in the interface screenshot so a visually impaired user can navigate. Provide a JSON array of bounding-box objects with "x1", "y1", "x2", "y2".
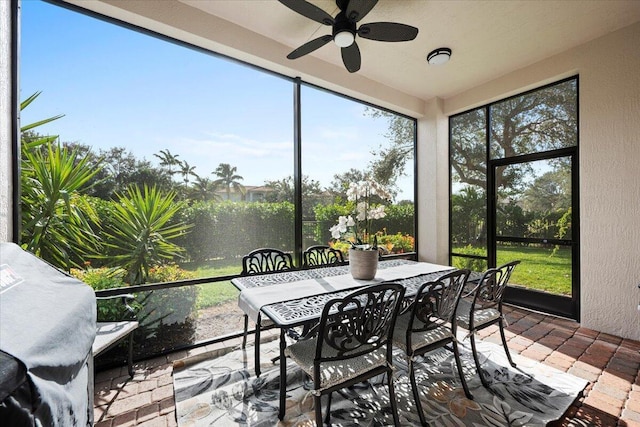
[
  {"x1": 451, "y1": 186, "x2": 485, "y2": 245},
  {"x1": 80, "y1": 146, "x2": 174, "y2": 200},
  {"x1": 328, "y1": 168, "x2": 393, "y2": 205},
  {"x1": 522, "y1": 167, "x2": 571, "y2": 213},
  {"x1": 20, "y1": 92, "x2": 103, "y2": 270},
  {"x1": 452, "y1": 80, "x2": 577, "y2": 192},
  {"x1": 99, "y1": 185, "x2": 191, "y2": 285},
  {"x1": 154, "y1": 149, "x2": 181, "y2": 177},
  {"x1": 264, "y1": 175, "x2": 326, "y2": 219},
  {"x1": 364, "y1": 108, "x2": 415, "y2": 189},
  {"x1": 369, "y1": 80, "x2": 577, "y2": 195},
  {"x1": 22, "y1": 143, "x2": 103, "y2": 269},
  {"x1": 212, "y1": 163, "x2": 245, "y2": 200},
  {"x1": 327, "y1": 168, "x2": 368, "y2": 201},
  {"x1": 188, "y1": 176, "x2": 221, "y2": 202},
  {"x1": 178, "y1": 160, "x2": 198, "y2": 188}
]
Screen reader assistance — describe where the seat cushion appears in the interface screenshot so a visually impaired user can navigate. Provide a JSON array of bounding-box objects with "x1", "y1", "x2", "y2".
[
  {"x1": 456, "y1": 300, "x2": 501, "y2": 330},
  {"x1": 285, "y1": 338, "x2": 387, "y2": 392},
  {"x1": 392, "y1": 312, "x2": 453, "y2": 354},
  {"x1": 93, "y1": 321, "x2": 139, "y2": 356}
]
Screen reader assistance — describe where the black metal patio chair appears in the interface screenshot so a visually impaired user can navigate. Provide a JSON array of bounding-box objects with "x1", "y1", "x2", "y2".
[
  {"x1": 283, "y1": 283, "x2": 405, "y2": 426},
  {"x1": 392, "y1": 269, "x2": 473, "y2": 426},
  {"x1": 456, "y1": 260, "x2": 520, "y2": 388},
  {"x1": 302, "y1": 245, "x2": 344, "y2": 268},
  {"x1": 240, "y1": 248, "x2": 294, "y2": 376}
]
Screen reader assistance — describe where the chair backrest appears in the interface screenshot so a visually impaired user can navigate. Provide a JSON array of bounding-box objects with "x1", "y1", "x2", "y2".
[
  {"x1": 303, "y1": 245, "x2": 344, "y2": 268},
  {"x1": 314, "y1": 283, "x2": 405, "y2": 364},
  {"x1": 241, "y1": 248, "x2": 294, "y2": 275},
  {"x1": 402, "y1": 269, "x2": 470, "y2": 348},
  {"x1": 472, "y1": 260, "x2": 520, "y2": 310}
]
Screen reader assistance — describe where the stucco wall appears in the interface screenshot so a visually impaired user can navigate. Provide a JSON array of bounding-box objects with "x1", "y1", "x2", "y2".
[
  {"x1": 0, "y1": 0, "x2": 13, "y2": 243},
  {"x1": 417, "y1": 97, "x2": 450, "y2": 266},
  {"x1": 439, "y1": 22, "x2": 640, "y2": 341}
]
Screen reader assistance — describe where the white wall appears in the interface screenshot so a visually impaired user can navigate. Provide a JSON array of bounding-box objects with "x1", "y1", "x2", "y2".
[
  {"x1": 433, "y1": 22, "x2": 640, "y2": 341},
  {"x1": 0, "y1": 0, "x2": 14, "y2": 243},
  {"x1": 417, "y1": 97, "x2": 450, "y2": 265}
]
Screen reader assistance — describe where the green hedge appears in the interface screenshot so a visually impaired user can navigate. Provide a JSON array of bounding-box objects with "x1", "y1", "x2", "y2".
[
  {"x1": 89, "y1": 195, "x2": 414, "y2": 264},
  {"x1": 175, "y1": 201, "x2": 295, "y2": 262}
]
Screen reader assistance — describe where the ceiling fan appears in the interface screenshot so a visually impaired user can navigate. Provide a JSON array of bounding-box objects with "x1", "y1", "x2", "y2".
[{"x1": 278, "y1": 0, "x2": 419, "y2": 73}]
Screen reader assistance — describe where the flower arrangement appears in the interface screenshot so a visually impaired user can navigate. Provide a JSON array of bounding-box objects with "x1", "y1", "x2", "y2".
[{"x1": 329, "y1": 179, "x2": 392, "y2": 250}]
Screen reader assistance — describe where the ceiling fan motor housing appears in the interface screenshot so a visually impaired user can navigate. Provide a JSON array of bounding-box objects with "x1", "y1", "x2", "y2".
[{"x1": 333, "y1": 11, "x2": 356, "y2": 40}]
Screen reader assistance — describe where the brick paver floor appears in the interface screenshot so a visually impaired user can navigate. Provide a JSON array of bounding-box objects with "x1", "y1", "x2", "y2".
[{"x1": 93, "y1": 306, "x2": 640, "y2": 427}]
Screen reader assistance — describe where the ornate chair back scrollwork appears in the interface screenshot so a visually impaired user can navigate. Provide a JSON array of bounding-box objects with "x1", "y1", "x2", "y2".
[
  {"x1": 240, "y1": 248, "x2": 294, "y2": 377},
  {"x1": 456, "y1": 260, "x2": 520, "y2": 388},
  {"x1": 392, "y1": 269, "x2": 473, "y2": 426},
  {"x1": 241, "y1": 248, "x2": 294, "y2": 275},
  {"x1": 283, "y1": 283, "x2": 405, "y2": 426},
  {"x1": 302, "y1": 245, "x2": 344, "y2": 269}
]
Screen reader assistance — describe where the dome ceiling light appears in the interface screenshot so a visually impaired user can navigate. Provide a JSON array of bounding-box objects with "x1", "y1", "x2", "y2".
[{"x1": 427, "y1": 47, "x2": 452, "y2": 65}]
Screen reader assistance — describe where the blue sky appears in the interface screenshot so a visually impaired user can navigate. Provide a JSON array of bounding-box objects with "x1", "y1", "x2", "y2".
[{"x1": 20, "y1": 0, "x2": 413, "y2": 200}]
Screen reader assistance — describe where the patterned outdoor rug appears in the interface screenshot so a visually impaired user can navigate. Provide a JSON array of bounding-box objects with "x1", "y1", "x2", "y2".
[{"x1": 172, "y1": 337, "x2": 587, "y2": 426}]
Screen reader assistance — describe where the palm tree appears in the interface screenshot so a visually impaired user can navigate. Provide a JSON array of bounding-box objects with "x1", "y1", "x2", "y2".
[
  {"x1": 179, "y1": 161, "x2": 197, "y2": 187},
  {"x1": 20, "y1": 92, "x2": 103, "y2": 270},
  {"x1": 100, "y1": 184, "x2": 191, "y2": 285},
  {"x1": 212, "y1": 163, "x2": 245, "y2": 200},
  {"x1": 154, "y1": 149, "x2": 181, "y2": 177},
  {"x1": 189, "y1": 176, "x2": 221, "y2": 201}
]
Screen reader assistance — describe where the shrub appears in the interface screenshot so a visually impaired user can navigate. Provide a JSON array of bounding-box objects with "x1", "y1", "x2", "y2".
[
  {"x1": 70, "y1": 266, "x2": 134, "y2": 321},
  {"x1": 451, "y1": 245, "x2": 487, "y2": 271},
  {"x1": 135, "y1": 264, "x2": 200, "y2": 355},
  {"x1": 72, "y1": 263, "x2": 200, "y2": 358},
  {"x1": 376, "y1": 231, "x2": 415, "y2": 254},
  {"x1": 148, "y1": 264, "x2": 197, "y2": 282},
  {"x1": 99, "y1": 185, "x2": 191, "y2": 285}
]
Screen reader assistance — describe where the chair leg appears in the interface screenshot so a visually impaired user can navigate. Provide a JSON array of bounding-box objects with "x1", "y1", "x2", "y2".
[
  {"x1": 127, "y1": 332, "x2": 135, "y2": 378},
  {"x1": 324, "y1": 392, "x2": 332, "y2": 425},
  {"x1": 314, "y1": 394, "x2": 323, "y2": 426},
  {"x1": 408, "y1": 359, "x2": 428, "y2": 427},
  {"x1": 254, "y1": 314, "x2": 262, "y2": 377},
  {"x1": 470, "y1": 333, "x2": 490, "y2": 389},
  {"x1": 278, "y1": 329, "x2": 287, "y2": 420},
  {"x1": 452, "y1": 340, "x2": 473, "y2": 400},
  {"x1": 499, "y1": 320, "x2": 516, "y2": 367},
  {"x1": 242, "y1": 314, "x2": 248, "y2": 348},
  {"x1": 387, "y1": 368, "x2": 400, "y2": 427}
]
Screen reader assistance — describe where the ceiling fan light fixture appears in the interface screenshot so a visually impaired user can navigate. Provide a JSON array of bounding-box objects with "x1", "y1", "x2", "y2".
[
  {"x1": 427, "y1": 47, "x2": 452, "y2": 65},
  {"x1": 334, "y1": 29, "x2": 355, "y2": 47},
  {"x1": 279, "y1": 0, "x2": 419, "y2": 72}
]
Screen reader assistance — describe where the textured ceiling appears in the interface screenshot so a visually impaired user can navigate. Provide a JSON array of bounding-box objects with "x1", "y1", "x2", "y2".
[
  {"x1": 72, "y1": 0, "x2": 640, "y2": 106},
  {"x1": 177, "y1": 0, "x2": 640, "y2": 100}
]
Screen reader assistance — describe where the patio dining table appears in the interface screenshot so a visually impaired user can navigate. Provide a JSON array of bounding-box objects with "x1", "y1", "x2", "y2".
[{"x1": 231, "y1": 258, "x2": 473, "y2": 419}]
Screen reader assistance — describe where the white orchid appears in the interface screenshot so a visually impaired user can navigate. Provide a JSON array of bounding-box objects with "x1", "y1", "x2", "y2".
[
  {"x1": 330, "y1": 179, "x2": 391, "y2": 249},
  {"x1": 329, "y1": 215, "x2": 355, "y2": 239}
]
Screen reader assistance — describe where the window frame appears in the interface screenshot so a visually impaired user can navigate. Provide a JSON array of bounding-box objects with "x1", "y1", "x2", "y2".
[{"x1": 449, "y1": 76, "x2": 580, "y2": 320}]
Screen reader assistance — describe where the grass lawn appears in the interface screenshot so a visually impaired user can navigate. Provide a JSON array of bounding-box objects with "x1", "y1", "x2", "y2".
[
  {"x1": 180, "y1": 258, "x2": 242, "y2": 309},
  {"x1": 184, "y1": 245, "x2": 573, "y2": 310},
  {"x1": 195, "y1": 281, "x2": 239, "y2": 310},
  {"x1": 454, "y1": 244, "x2": 572, "y2": 296},
  {"x1": 497, "y1": 245, "x2": 572, "y2": 295}
]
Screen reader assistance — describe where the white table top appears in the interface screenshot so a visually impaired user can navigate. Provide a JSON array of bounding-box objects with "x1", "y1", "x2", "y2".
[{"x1": 233, "y1": 259, "x2": 457, "y2": 327}]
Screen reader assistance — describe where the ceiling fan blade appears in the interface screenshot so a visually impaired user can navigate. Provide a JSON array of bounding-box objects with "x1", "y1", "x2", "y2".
[
  {"x1": 345, "y1": 0, "x2": 378, "y2": 22},
  {"x1": 278, "y1": 0, "x2": 334, "y2": 25},
  {"x1": 287, "y1": 35, "x2": 333, "y2": 59},
  {"x1": 358, "y1": 22, "x2": 419, "y2": 42},
  {"x1": 341, "y1": 42, "x2": 361, "y2": 73}
]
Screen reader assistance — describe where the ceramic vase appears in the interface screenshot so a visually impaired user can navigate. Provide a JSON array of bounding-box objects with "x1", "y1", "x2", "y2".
[{"x1": 348, "y1": 248, "x2": 378, "y2": 280}]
